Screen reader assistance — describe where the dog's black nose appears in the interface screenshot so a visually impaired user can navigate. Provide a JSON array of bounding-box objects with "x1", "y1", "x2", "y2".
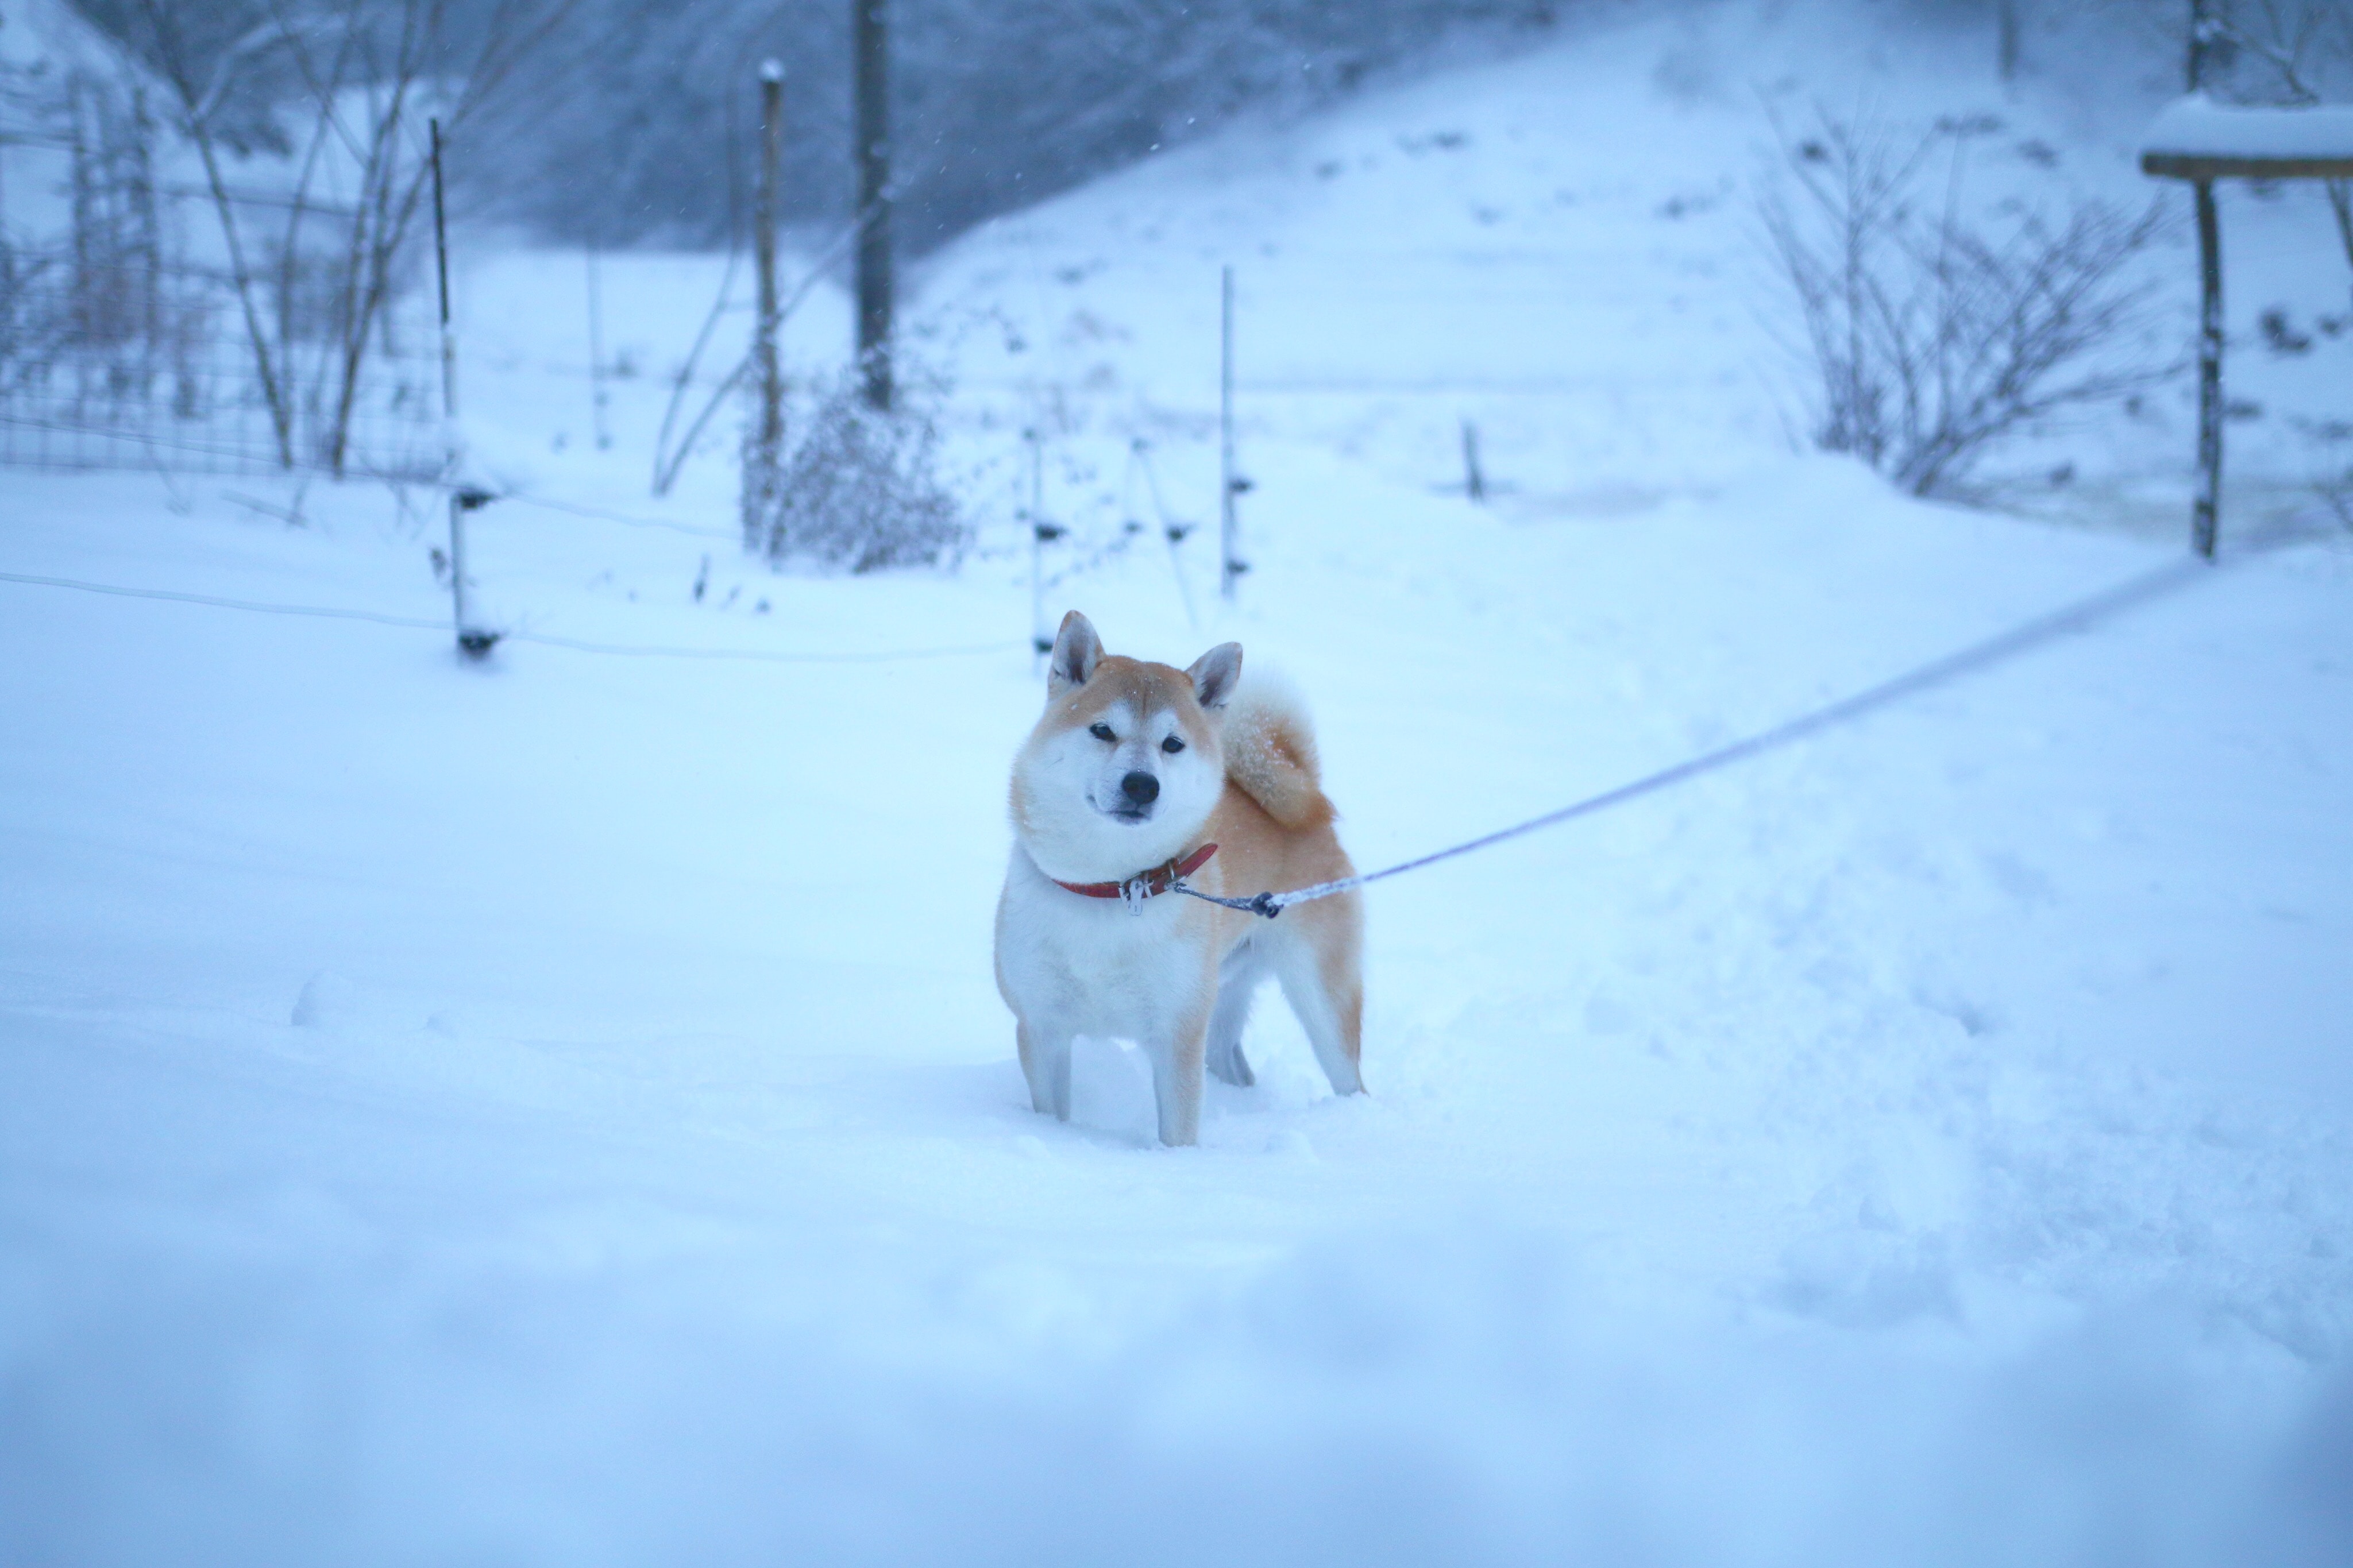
[{"x1": 1121, "y1": 770, "x2": 1160, "y2": 806}]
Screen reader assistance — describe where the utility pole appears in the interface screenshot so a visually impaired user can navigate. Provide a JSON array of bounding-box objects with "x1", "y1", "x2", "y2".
[
  {"x1": 432, "y1": 119, "x2": 496, "y2": 657},
  {"x1": 854, "y1": 0, "x2": 893, "y2": 411},
  {"x1": 746, "y1": 57, "x2": 786, "y2": 550}
]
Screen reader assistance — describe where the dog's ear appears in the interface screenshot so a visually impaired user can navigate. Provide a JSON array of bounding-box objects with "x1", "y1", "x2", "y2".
[
  {"x1": 1186, "y1": 642, "x2": 1242, "y2": 712},
  {"x1": 1048, "y1": 611, "x2": 1103, "y2": 698}
]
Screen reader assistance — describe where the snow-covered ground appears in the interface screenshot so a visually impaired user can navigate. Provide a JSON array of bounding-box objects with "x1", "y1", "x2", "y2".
[{"x1": 5, "y1": 3, "x2": 2352, "y2": 1563}]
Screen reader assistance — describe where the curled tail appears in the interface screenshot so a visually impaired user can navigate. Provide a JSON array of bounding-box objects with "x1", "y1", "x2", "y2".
[{"x1": 1222, "y1": 669, "x2": 1334, "y2": 829}]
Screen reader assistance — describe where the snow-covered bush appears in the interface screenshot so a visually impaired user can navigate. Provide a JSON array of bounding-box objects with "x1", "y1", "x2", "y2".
[
  {"x1": 751, "y1": 362, "x2": 969, "y2": 574},
  {"x1": 1759, "y1": 110, "x2": 2177, "y2": 498}
]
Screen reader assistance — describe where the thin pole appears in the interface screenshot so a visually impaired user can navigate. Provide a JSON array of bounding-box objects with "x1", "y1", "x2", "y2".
[
  {"x1": 433, "y1": 119, "x2": 455, "y2": 427},
  {"x1": 1027, "y1": 427, "x2": 1049, "y2": 672},
  {"x1": 2193, "y1": 177, "x2": 2223, "y2": 558},
  {"x1": 1137, "y1": 439, "x2": 1201, "y2": 630},
  {"x1": 431, "y1": 118, "x2": 488, "y2": 655},
  {"x1": 587, "y1": 235, "x2": 611, "y2": 451},
  {"x1": 747, "y1": 58, "x2": 786, "y2": 550},
  {"x1": 1461, "y1": 419, "x2": 1486, "y2": 503},
  {"x1": 1219, "y1": 264, "x2": 1240, "y2": 601},
  {"x1": 854, "y1": 0, "x2": 893, "y2": 411}
]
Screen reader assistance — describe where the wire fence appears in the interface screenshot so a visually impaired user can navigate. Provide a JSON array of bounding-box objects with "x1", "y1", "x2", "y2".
[
  {"x1": 1, "y1": 52, "x2": 447, "y2": 486},
  {"x1": 0, "y1": 258, "x2": 444, "y2": 482}
]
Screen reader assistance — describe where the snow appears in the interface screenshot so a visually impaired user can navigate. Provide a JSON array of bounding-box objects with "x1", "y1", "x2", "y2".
[
  {"x1": 0, "y1": 0, "x2": 130, "y2": 75},
  {"x1": 2144, "y1": 94, "x2": 2353, "y2": 163},
  {"x1": 6, "y1": 3, "x2": 2353, "y2": 1563}
]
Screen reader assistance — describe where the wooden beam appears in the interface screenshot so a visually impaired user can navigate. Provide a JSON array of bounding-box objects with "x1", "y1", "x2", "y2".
[{"x1": 2142, "y1": 152, "x2": 2353, "y2": 181}]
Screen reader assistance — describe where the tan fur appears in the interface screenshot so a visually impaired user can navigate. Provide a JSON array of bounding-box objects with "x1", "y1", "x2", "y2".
[
  {"x1": 1006, "y1": 656, "x2": 1228, "y2": 839},
  {"x1": 1192, "y1": 779, "x2": 1355, "y2": 951},
  {"x1": 1220, "y1": 674, "x2": 1335, "y2": 830}
]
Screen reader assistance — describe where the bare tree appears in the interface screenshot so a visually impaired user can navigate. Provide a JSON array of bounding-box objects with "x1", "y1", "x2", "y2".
[
  {"x1": 130, "y1": 1, "x2": 302, "y2": 462},
  {"x1": 282, "y1": 0, "x2": 579, "y2": 472},
  {"x1": 123, "y1": 0, "x2": 574, "y2": 474},
  {"x1": 1760, "y1": 108, "x2": 2177, "y2": 497}
]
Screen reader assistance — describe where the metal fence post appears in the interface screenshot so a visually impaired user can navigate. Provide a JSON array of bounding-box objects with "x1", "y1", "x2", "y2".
[
  {"x1": 432, "y1": 119, "x2": 496, "y2": 656},
  {"x1": 1219, "y1": 264, "x2": 1245, "y2": 601}
]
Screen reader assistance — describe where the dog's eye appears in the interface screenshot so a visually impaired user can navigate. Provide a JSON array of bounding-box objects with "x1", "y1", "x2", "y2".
[
  {"x1": 1161, "y1": 735, "x2": 1186, "y2": 754},
  {"x1": 1089, "y1": 723, "x2": 1116, "y2": 742}
]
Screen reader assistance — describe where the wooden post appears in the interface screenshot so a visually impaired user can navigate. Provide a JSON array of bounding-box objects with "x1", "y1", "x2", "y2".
[
  {"x1": 2182, "y1": 0, "x2": 2217, "y2": 566},
  {"x1": 2192, "y1": 177, "x2": 2222, "y2": 559},
  {"x1": 2182, "y1": 6, "x2": 2223, "y2": 558},
  {"x1": 1219, "y1": 264, "x2": 1241, "y2": 601},
  {"x1": 854, "y1": 0, "x2": 893, "y2": 411},
  {"x1": 433, "y1": 121, "x2": 489, "y2": 655},
  {"x1": 2141, "y1": 137, "x2": 2353, "y2": 561},
  {"x1": 746, "y1": 58, "x2": 786, "y2": 549},
  {"x1": 1461, "y1": 419, "x2": 1486, "y2": 503}
]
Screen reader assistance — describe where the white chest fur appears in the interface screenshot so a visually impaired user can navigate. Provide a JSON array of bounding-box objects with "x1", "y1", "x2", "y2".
[{"x1": 995, "y1": 845, "x2": 1212, "y2": 1044}]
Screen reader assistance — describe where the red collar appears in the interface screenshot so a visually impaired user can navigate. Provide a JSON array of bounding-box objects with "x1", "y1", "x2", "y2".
[{"x1": 1052, "y1": 842, "x2": 1219, "y2": 905}]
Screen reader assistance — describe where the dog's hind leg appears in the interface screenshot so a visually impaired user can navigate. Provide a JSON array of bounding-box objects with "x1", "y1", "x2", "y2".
[
  {"x1": 1017, "y1": 1019, "x2": 1074, "y2": 1122},
  {"x1": 1271, "y1": 920, "x2": 1365, "y2": 1098},
  {"x1": 1205, "y1": 943, "x2": 1263, "y2": 1088}
]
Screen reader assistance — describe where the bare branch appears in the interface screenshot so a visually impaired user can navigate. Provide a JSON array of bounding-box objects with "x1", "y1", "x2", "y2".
[{"x1": 1758, "y1": 105, "x2": 2180, "y2": 498}]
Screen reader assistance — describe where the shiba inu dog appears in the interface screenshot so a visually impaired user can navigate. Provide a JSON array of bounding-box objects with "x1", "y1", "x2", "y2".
[{"x1": 994, "y1": 611, "x2": 1365, "y2": 1146}]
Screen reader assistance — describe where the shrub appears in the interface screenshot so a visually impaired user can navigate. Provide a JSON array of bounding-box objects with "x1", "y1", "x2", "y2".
[
  {"x1": 1760, "y1": 109, "x2": 2177, "y2": 498},
  {"x1": 753, "y1": 364, "x2": 969, "y2": 573}
]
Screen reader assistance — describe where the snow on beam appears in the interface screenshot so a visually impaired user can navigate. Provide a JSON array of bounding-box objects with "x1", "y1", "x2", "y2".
[{"x1": 2140, "y1": 94, "x2": 2353, "y2": 181}]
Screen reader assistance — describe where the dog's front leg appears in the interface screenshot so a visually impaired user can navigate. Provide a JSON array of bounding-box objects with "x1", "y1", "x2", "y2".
[
  {"x1": 1017, "y1": 1018, "x2": 1074, "y2": 1122},
  {"x1": 1148, "y1": 1001, "x2": 1210, "y2": 1148}
]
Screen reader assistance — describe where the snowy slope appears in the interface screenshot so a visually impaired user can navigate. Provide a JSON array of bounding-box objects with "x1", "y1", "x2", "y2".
[
  {"x1": 917, "y1": 0, "x2": 2351, "y2": 538},
  {"x1": 6, "y1": 3, "x2": 2353, "y2": 1563}
]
